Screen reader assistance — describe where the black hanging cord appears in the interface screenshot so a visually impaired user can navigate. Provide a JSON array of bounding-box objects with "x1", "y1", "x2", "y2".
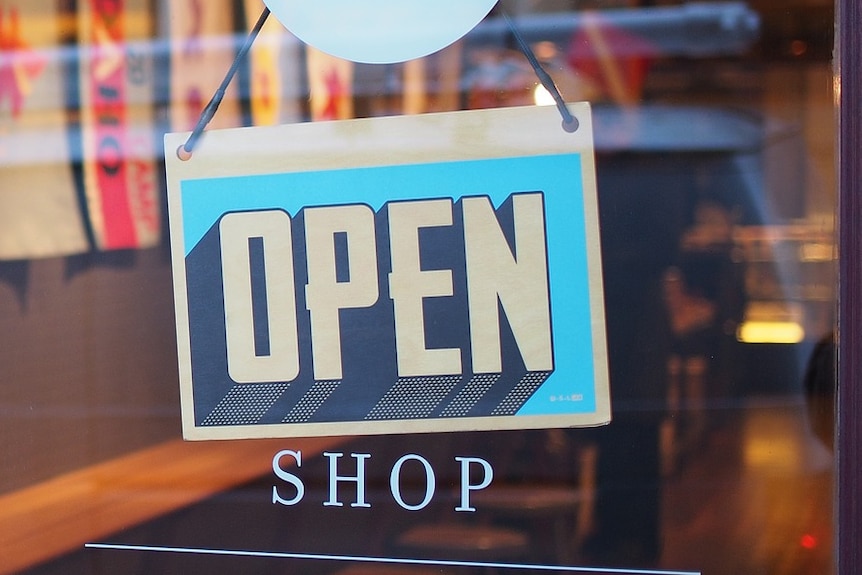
[
  {"x1": 177, "y1": 4, "x2": 577, "y2": 159},
  {"x1": 502, "y1": 9, "x2": 578, "y2": 133},
  {"x1": 178, "y1": 7, "x2": 271, "y2": 160}
]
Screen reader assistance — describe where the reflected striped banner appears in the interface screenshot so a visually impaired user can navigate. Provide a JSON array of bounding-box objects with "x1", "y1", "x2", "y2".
[{"x1": 77, "y1": 0, "x2": 161, "y2": 250}]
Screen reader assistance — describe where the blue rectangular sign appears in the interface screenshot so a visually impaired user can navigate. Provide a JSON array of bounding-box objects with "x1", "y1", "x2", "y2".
[{"x1": 165, "y1": 105, "x2": 609, "y2": 439}]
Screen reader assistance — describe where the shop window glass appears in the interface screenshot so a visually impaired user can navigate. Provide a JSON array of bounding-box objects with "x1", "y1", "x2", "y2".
[{"x1": 0, "y1": 1, "x2": 838, "y2": 574}]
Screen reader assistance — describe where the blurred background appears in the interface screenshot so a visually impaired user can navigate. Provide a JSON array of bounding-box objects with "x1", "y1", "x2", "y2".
[{"x1": 0, "y1": 1, "x2": 836, "y2": 573}]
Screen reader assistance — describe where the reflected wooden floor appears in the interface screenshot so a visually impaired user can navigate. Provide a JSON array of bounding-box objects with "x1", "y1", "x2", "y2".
[
  {"x1": 0, "y1": 436, "x2": 347, "y2": 575},
  {"x1": 659, "y1": 398, "x2": 834, "y2": 575}
]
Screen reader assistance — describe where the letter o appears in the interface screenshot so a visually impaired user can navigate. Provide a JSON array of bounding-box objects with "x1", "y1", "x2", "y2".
[{"x1": 389, "y1": 454, "x2": 436, "y2": 511}]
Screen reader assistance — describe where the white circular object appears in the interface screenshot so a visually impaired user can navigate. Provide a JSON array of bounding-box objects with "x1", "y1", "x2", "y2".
[{"x1": 262, "y1": 0, "x2": 498, "y2": 63}]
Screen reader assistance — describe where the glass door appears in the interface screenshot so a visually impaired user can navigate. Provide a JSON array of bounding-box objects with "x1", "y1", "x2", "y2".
[{"x1": 0, "y1": 1, "x2": 846, "y2": 573}]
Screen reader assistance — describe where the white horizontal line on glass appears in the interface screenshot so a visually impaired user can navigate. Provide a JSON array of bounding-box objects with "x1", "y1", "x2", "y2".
[{"x1": 84, "y1": 542, "x2": 701, "y2": 575}]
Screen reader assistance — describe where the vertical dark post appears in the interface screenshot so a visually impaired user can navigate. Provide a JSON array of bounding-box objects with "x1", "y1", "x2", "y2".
[{"x1": 838, "y1": 0, "x2": 861, "y2": 572}]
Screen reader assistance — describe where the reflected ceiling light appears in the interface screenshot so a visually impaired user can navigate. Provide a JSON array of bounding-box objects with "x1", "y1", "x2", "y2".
[
  {"x1": 534, "y1": 84, "x2": 555, "y2": 106},
  {"x1": 736, "y1": 321, "x2": 805, "y2": 344},
  {"x1": 262, "y1": 0, "x2": 498, "y2": 63}
]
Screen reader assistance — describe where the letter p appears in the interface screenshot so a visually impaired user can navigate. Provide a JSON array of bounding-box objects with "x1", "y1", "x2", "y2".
[{"x1": 455, "y1": 456, "x2": 494, "y2": 512}]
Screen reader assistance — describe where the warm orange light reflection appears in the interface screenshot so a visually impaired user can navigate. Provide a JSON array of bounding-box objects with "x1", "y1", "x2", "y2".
[{"x1": 744, "y1": 436, "x2": 801, "y2": 470}]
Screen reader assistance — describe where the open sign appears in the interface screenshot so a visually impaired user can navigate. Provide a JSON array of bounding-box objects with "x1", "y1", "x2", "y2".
[
  {"x1": 165, "y1": 104, "x2": 609, "y2": 440},
  {"x1": 220, "y1": 193, "x2": 552, "y2": 384}
]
